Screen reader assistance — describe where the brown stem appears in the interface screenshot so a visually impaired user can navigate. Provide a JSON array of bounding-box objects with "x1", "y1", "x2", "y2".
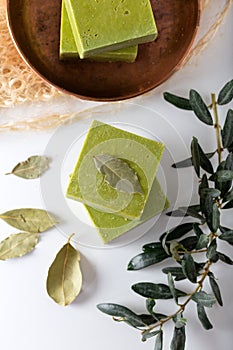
[
  {"x1": 211, "y1": 93, "x2": 223, "y2": 165},
  {"x1": 141, "y1": 260, "x2": 212, "y2": 334},
  {"x1": 142, "y1": 95, "x2": 222, "y2": 336},
  {"x1": 177, "y1": 248, "x2": 208, "y2": 255}
]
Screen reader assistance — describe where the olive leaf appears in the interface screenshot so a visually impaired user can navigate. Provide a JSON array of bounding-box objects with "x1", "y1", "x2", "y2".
[
  {"x1": 162, "y1": 267, "x2": 186, "y2": 281},
  {"x1": 131, "y1": 283, "x2": 186, "y2": 300},
  {"x1": 154, "y1": 330, "x2": 163, "y2": 350},
  {"x1": 218, "y1": 252, "x2": 233, "y2": 265},
  {"x1": 171, "y1": 151, "x2": 215, "y2": 169},
  {"x1": 159, "y1": 223, "x2": 194, "y2": 242},
  {"x1": 146, "y1": 298, "x2": 156, "y2": 317},
  {"x1": 199, "y1": 188, "x2": 221, "y2": 199},
  {"x1": 143, "y1": 241, "x2": 166, "y2": 253},
  {"x1": 208, "y1": 272, "x2": 223, "y2": 306},
  {"x1": 182, "y1": 254, "x2": 197, "y2": 283},
  {"x1": 139, "y1": 314, "x2": 161, "y2": 325},
  {"x1": 127, "y1": 250, "x2": 169, "y2": 271},
  {"x1": 202, "y1": 198, "x2": 220, "y2": 233},
  {"x1": 141, "y1": 329, "x2": 161, "y2": 342},
  {"x1": 193, "y1": 223, "x2": 204, "y2": 238},
  {"x1": 197, "y1": 304, "x2": 213, "y2": 330},
  {"x1": 97, "y1": 303, "x2": 147, "y2": 328},
  {"x1": 167, "y1": 273, "x2": 178, "y2": 304},
  {"x1": 199, "y1": 173, "x2": 209, "y2": 194},
  {"x1": 219, "y1": 230, "x2": 233, "y2": 245},
  {"x1": 221, "y1": 109, "x2": 233, "y2": 148},
  {"x1": 222, "y1": 200, "x2": 233, "y2": 209},
  {"x1": 223, "y1": 188, "x2": 233, "y2": 203},
  {"x1": 46, "y1": 235, "x2": 82, "y2": 306},
  {"x1": 93, "y1": 154, "x2": 143, "y2": 195},
  {"x1": 214, "y1": 161, "x2": 232, "y2": 198},
  {"x1": 0, "y1": 232, "x2": 39, "y2": 260},
  {"x1": 206, "y1": 240, "x2": 217, "y2": 261},
  {"x1": 196, "y1": 234, "x2": 209, "y2": 250},
  {"x1": 170, "y1": 326, "x2": 186, "y2": 350},
  {"x1": 219, "y1": 225, "x2": 232, "y2": 233},
  {"x1": 198, "y1": 145, "x2": 214, "y2": 174},
  {"x1": 209, "y1": 170, "x2": 233, "y2": 182},
  {"x1": 0, "y1": 208, "x2": 56, "y2": 233},
  {"x1": 189, "y1": 89, "x2": 213, "y2": 125},
  {"x1": 6, "y1": 155, "x2": 50, "y2": 179},
  {"x1": 217, "y1": 79, "x2": 233, "y2": 105},
  {"x1": 225, "y1": 152, "x2": 233, "y2": 171},
  {"x1": 179, "y1": 236, "x2": 198, "y2": 251},
  {"x1": 166, "y1": 206, "x2": 205, "y2": 223},
  {"x1": 163, "y1": 92, "x2": 192, "y2": 110},
  {"x1": 192, "y1": 291, "x2": 216, "y2": 307},
  {"x1": 191, "y1": 137, "x2": 200, "y2": 177},
  {"x1": 171, "y1": 156, "x2": 192, "y2": 169}
]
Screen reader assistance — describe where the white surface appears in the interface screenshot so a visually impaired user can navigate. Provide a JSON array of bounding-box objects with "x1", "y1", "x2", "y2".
[{"x1": 0, "y1": 6, "x2": 233, "y2": 350}]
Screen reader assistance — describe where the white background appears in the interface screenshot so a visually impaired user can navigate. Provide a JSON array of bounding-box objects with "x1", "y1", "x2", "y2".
[{"x1": 0, "y1": 5, "x2": 233, "y2": 350}]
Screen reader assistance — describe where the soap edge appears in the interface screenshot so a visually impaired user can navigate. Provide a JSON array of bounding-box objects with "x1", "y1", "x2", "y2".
[
  {"x1": 64, "y1": 0, "x2": 84, "y2": 56},
  {"x1": 85, "y1": 195, "x2": 170, "y2": 244}
]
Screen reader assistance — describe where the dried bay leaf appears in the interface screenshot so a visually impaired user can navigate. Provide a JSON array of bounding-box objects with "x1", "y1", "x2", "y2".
[
  {"x1": 93, "y1": 154, "x2": 143, "y2": 195},
  {"x1": 6, "y1": 155, "x2": 50, "y2": 179},
  {"x1": 0, "y1": 208, "x2": 56, "y2": 233},
  {"x1": 46, "y1": 235, "x2": 82, "y2": 306},
  {"x1": 0, "y1": 232, "x2": 39, "y2": 260}
]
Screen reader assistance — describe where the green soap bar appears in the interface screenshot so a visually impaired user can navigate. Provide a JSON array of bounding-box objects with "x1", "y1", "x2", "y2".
[
  {"x1": 66, "y1": 120, "x2": 165, "y2": 220},
  {"x1": 64, "y1": 0, "x2": 157, "y2": 59},
  {"x1": 85, "y1": 177, "x2": 170, "y2": 244},
  {"x1": 60, "y1": 1, "x2": 138, "y2": 62}
]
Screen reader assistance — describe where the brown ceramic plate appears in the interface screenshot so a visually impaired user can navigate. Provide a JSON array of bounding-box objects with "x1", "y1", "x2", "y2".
[{"x1": 7, "y1": 0, "x2": 200, "y2": 102}]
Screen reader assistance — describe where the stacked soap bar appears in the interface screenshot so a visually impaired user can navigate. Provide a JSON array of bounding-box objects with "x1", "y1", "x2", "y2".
[
  {"x1": 66, "y1": 120, "x2": 169, "y2": 243},
  {"x1": 60, "y1": 0, "x2": 158, "y2": 62},
  {"x1": 85, "y1": 178, "x2": 170, "y2": 243},
  {"x1": 60, "y1": 1, "x2": 138, "y2": 62}
]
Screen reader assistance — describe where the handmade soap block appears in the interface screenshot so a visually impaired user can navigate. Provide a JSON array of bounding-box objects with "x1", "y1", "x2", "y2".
[
  {"x1": 60, "y1": 2, "x2": 138, "y2": 62},
  {"x1": 66, "y1": 120, "x2": 165, "y2": 220},
  {"x1": 85, "y1": 178, "x2": 170, "y2": 243},
  {"x1": 64, "y1": 0, "x2": 157, "y2": 58}
]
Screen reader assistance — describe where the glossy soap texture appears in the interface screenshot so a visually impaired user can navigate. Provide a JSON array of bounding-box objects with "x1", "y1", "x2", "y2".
[
  {"x1": 66, "y1": 120, "x2": 165, "y2": 220},
  {"x1": 64, "y1": 0, "x2": 158, "y2": 58},
  {"x1": 59, "y1": 1, "x2": 138, "y2": 62}
]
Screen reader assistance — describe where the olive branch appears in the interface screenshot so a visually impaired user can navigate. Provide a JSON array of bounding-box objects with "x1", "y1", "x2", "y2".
[{"x1": 97, "y1": 79, "x2": 233, "y2": 350}]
